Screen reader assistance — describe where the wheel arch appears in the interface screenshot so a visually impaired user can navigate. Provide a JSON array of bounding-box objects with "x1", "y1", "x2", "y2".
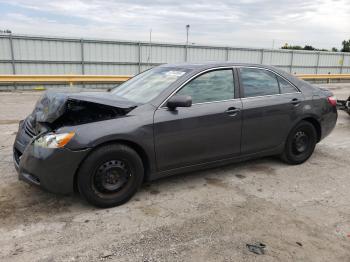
[
  {"x1": 73, "y1": 139, "x2": 151, "y2": 192},
  {"x1": 300, "y1": 117, "x2": 322, "y2": 142}
]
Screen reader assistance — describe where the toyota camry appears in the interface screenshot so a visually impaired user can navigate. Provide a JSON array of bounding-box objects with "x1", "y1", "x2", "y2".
[{"x1": 13, "y1": 63, "x2": 337, "y2": 207}]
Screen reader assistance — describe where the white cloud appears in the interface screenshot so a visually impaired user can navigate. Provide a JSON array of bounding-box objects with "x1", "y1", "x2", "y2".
[{"x1": 0, "y1": 0, "x2": 349, "y2": 49}]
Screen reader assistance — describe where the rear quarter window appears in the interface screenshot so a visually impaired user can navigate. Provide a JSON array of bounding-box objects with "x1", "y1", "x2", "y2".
[{"x1": 277, "y1": 76, "x2": 298, "y2": 93}]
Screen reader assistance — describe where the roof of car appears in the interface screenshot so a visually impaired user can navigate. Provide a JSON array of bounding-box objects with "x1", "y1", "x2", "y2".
[
  {"x1": 159, "y1": 62, "x2": 278, "y2": 71},
  {"x1": 159, "y1": 62, "x2": 314, "y2": 94}
]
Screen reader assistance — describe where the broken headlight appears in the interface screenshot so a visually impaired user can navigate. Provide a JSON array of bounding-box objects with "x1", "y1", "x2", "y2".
[{"x1": 34, "y1": 132, "x2": 75, "y2": 148}]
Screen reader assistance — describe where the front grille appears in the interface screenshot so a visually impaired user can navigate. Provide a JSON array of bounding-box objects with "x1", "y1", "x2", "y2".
[{"x1": 24, "y1": 119, "x2": 36, "y2": 138}]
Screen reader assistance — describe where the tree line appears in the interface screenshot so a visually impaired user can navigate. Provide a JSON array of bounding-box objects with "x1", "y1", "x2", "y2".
[{"x1": 281, "y1": 39, "x2": 350, "y2": 52}]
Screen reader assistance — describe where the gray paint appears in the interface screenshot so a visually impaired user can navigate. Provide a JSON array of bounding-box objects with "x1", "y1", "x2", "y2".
[{"x1": 13, "y1": 62, "x2": 337, "y2": 194}]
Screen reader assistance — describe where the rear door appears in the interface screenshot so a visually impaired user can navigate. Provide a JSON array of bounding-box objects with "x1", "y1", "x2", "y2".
[
  {"x1": 238, "y1": 67, "x2": 303, "y2": 154},
  {"x1": 153, "y1": 68, "x2": 242, "y2": 171}
]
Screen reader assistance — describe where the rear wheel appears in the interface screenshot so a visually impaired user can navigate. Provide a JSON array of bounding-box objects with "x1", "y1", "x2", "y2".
[
  {"x1": 77, "y1": 144, "x2": 144, "y2": 208},
  {"x1": 281, "y1": 121, "x2": 317, "y2": 165}
]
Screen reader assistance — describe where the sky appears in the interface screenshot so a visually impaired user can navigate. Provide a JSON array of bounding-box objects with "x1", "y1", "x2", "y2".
[{"x1": 0, "y1": 0, "x2": 349, "y2": 49}]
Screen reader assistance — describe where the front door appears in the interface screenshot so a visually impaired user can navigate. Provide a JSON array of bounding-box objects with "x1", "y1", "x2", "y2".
[{"x1": 154, "y1": 68, "x2": 242, "y2": 171}]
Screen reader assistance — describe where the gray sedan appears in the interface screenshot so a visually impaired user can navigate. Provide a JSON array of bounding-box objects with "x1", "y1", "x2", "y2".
[{"x1": 13, "y1": 63, "x2": 338, "y2": 207}]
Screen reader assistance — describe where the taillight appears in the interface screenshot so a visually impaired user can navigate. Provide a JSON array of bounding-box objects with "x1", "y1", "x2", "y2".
[{"x1": 327, "y1": 96, "x2": 337, "y2": 107}]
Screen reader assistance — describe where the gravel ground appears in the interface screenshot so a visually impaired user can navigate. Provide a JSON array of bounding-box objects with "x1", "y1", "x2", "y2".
[{"x1": 0, "y1": 84, "x2": 349, "y2": 262}]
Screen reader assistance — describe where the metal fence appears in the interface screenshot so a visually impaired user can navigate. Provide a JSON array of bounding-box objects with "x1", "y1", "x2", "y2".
[{"x1": 0, "y1": 34, "x2": 350, "y2": 89}]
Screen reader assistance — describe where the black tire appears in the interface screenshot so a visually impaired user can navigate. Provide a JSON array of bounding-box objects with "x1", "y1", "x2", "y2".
[
  {"x1": 281, "y1": 121, "x2": 317, "y2": 165},
  {"x1": 77, "y1": 144, "x2": 144, "y2": 208}
]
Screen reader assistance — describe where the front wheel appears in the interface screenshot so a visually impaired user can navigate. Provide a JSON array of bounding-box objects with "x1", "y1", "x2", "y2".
[
  {"x1": 77, "y1": 144, "x2": 144, "y2": 208},
  {"x1": 281, "y1": 121, "x2": 317, "y2": 165}
]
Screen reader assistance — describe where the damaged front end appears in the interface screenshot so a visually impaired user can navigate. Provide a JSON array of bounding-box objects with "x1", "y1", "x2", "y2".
[
  {"x1": 13, "y1": 91, "x2": 138, "y2": 194},
  {"x1": 27, "y1": 91, "x2": 138, "y2": 136},
  {"x1": 17, "y1": 90, "x2": 137, "y2": 165}
]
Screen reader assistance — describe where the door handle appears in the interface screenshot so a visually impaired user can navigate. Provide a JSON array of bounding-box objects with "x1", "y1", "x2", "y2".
[
  {"x1": 290, "y1": 98, "x2": 301, "y2": 106},
  {"x1": 225, "y1": 107, "x2": 240, "y2": 116}
]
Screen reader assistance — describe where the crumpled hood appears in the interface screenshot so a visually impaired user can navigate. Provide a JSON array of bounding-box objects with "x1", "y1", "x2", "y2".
[
  {"x1": 68, "y1": 92, "x2": 137, "y2": 110},
  {"x1": 29, "y1": 91, "x2": 138, "y2": 130}
]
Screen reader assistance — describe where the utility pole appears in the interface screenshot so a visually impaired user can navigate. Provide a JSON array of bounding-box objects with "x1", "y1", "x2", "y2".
[
  {"x1": 186, "y1": 25, "x2": 190, "y2": 45},
  {"x1": 147, "y1": 29, "x2": 152, "y2": 67},
  {"x1": 185, "y1": 25, "x2": 190, "y2": 62},
  {"x1": 270, "y1": 39, "x2": 275, "y2": 65}
]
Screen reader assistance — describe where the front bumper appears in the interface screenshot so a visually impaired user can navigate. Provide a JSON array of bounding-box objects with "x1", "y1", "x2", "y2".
[{"x1": 13, "y1": 122, "x2": 91, "y2": 194}]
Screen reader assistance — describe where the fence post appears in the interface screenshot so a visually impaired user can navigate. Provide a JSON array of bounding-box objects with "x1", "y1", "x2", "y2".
[
  {"x1": 260, "y1": 49, "x2": 264, "y2": 64},
  {"x1": 80, "y1": 39, "x2": 85, "y2": 88},
  {"x1": 9, "y1": 34, "x2": 16, "y2": 89},
  {"x1": 290, "y1": 51, "x2": 294, "y2": 73},
  {"x1": 9, "y1": 34, "x2": 16, "y2": 75},
  {"x1": 316, "y1": 52, "x2": 320, "y2": 74},
  {"x1": 340, "y1": 53, "x2": 345, "y2": 74},
  {"x1": 80, "y1": 39, "x2": 85, "y2": 75},
  {"x1": 226, "y1": 47, "x2": 229, "y2": 61},
  {"x1": 138, "y1": 42, "x2": 141, "y2": 73}
]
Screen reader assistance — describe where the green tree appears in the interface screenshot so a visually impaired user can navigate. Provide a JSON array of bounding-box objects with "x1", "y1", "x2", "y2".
[
  {"x1": 281, "y1": 44, "x2": 327, "y2": 51},
  {"x1": 281, "y1": 44, "x2": 303, "y2": 50},
  {"x1": 304, "y1": 45, "x2": 315, "y2": 50},
  {"x1": 280, "y1": 40, "x2": 350, "y2": 52},
  {"x1": 341, "y1": 40, "x2": 350, "y2": 52}
]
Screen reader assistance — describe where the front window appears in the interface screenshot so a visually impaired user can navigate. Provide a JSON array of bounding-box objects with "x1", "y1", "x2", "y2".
[
  {"x1": 111, "y1": 67, "x2": 189, "y2": 103},
  {"x1": 177, "y1": 69, "x2": 235, "y2": 104}
]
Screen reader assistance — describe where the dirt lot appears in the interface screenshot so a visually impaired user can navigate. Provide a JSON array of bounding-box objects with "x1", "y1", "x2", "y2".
[{"x1": 0, "y1": 84, "x2": 349, "y2": 262}]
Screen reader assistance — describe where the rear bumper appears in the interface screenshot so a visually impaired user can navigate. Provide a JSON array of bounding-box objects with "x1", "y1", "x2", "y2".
[
  {"x1": 320, "y1": 107, "x2": 337, "y2": 141},
  {"x1": 13, "y1": 122, "x2": 91, "y2": 194}
]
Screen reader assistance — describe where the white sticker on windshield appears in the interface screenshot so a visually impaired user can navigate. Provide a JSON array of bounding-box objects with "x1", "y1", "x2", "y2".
[{"x1": 165, "y1": 71, "x2": 186, "y2": 77}]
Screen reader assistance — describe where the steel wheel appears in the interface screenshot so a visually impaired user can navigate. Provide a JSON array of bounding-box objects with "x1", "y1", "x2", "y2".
[
  {"x1": 77, "y1": 144, "x2": 144, "y2": 208},
  {"x1": 281, "y1": 121, "x2": 317, "y2": 165},
  {"x1": 292, "y1": 131, "x2": 310, "y2": 155},
  {"x1": 93, "y1": 160, "x2": 131, "y2": 194}
]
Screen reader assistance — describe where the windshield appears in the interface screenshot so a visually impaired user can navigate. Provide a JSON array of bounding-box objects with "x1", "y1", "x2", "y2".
[{"x1": 111, "y1": 67, "x2": 189, "y2": 103}]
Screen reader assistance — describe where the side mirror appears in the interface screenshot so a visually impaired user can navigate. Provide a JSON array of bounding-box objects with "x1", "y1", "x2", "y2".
[{"x1": 167, "y1": 95, "x2": 192, "y2": 110}]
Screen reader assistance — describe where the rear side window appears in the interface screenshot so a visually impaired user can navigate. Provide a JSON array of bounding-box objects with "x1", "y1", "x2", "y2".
[
  {"x1": 277, "y1": 76, "x2": 298, "y2": 93},
  {"x1": 177, "y1": 69, "x2": 235, "y2": 104},
  {"x1": 239, "y1": 68, "x2": 279, "y2": 97}
]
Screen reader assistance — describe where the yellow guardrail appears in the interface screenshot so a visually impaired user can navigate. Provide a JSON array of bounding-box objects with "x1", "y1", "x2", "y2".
[
  {"x1": 0, "y1": 74, "x2": 350, "y2": 85},
  {"x1": 296, "y1": 74, "x2": 350, "y2": 80}
]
